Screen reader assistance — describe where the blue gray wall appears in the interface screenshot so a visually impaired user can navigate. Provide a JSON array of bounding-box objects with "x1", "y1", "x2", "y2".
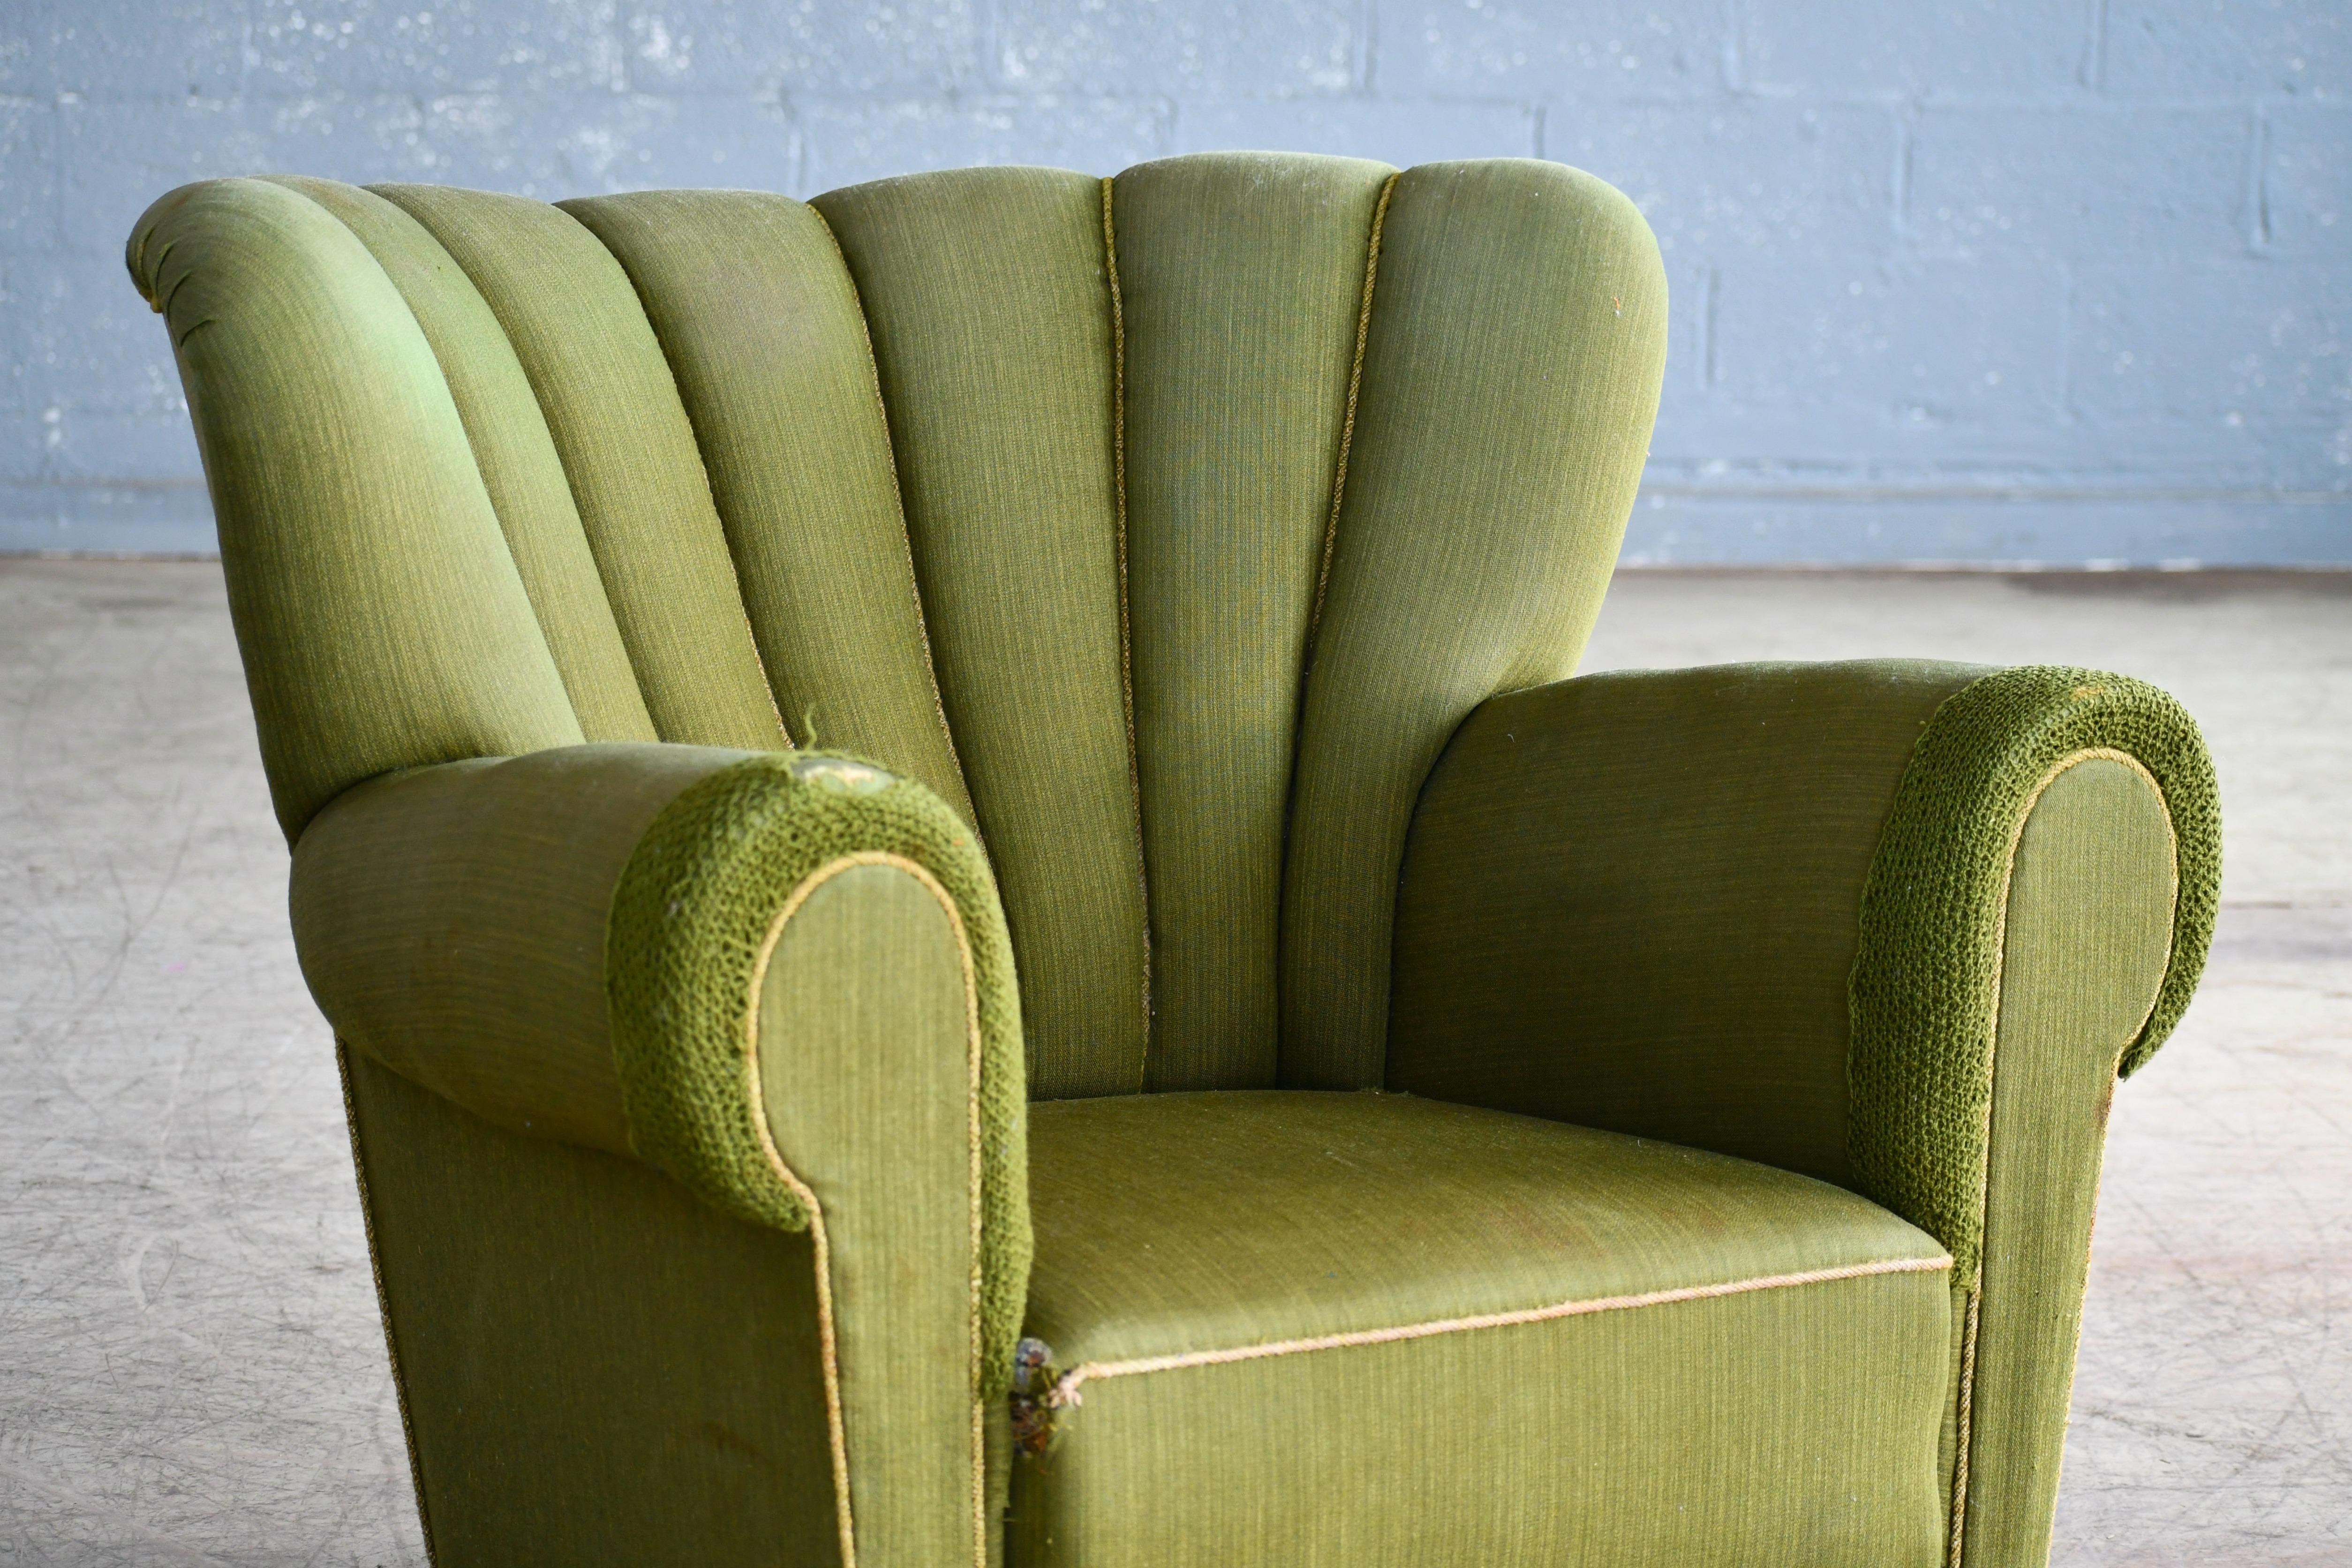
[{"x1": 3, "y1": 0, "x2": 2345, "y2": 562}]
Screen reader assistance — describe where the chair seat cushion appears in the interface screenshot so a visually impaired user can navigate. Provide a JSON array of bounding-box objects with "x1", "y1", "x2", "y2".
[{"x1": 1014, "y1": 1091, "x2": 1954, "y2": 1568}]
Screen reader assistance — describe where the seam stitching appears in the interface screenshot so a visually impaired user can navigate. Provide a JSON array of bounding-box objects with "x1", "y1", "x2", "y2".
[
  {"x1": 1948, "y1": 1283, "x2": 1983, "y2": 1568},
  {"x1": 807, "y1": 206, "x2": 977, "y2": 826},
  {"x1": 1048, "y1": 1254, "x2": 1952, "y2": 1406},
  {"x1": 744, "y1": 851, "x2": 990, "y2": 1568},
  {"x1": 1303, "y1": 170, "x2": 1399, "y2": 655},
  {"x1": 336, "y1": 1042, "x2": 439, "y2": 1568},
  {"x1": 1101, "y1": 175, "x2": 1153, "y2": 1086}
]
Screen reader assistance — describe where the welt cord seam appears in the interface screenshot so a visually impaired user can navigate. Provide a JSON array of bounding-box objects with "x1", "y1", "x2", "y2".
[
  {"x1": 1302, "y1": 169, "x2": 1398, "y2": 656},
  {"x1": 1044, "y1": 1253, "x2": 1952, "y2": 1410},
  {"x1": 1100, "y1": 175, "x2": 1153, "y2": 1086}
]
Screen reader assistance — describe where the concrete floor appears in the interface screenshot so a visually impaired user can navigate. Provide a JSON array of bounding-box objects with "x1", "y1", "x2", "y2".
[{"x1": 1, "y1": 558, "x2": 2346, "y2": 1565}]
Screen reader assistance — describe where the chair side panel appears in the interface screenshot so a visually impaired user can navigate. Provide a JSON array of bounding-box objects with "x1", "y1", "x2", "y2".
[
  {"x1": 562, "y1": 189, "x2": 975, "y2": 825},
  {"x1": 1110, "y1": 152, "x2": 1394, "y2": 1091},
  {"x1": 1279, "y1": 160, "x2": 1669, "y2": 1088},
  {"x1": 814, "y1": 166, "x2": 1148, "y2": 1101},
  {"x1": 267, "y1": 176, "x2": 656, "y2": 745},
  {"x1": 372, "y1": 183, "x2": 786, "y2": 753},
  {"x1": 126, "y1": 177, "x2": 582, "y2": 841},
  {"x1": 342, "y1": 1048, "x2": 843, "y2": 1566}
]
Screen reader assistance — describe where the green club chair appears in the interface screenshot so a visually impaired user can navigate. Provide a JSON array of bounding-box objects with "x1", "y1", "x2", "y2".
[{"x1": 127, "y1": 152, "x2": 2218, "y2": 1568}]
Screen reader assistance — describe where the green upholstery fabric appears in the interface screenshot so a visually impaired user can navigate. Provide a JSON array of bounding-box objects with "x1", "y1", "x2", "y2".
[
  {"x1": 1391, "y1": 660, "x2": 1985, "y2": 1185},
  {"x1": 560, "y1": 190, "x2": 976, "y2": 825},
  {"x1": 370, "y1": 183, "x2": 787, "y2": 753},
  {"x1": 320, "y1": 753, "x2": 1021, "y2": 1565},
  {"x1": 342, "y1": 1047, "x2": 843, "y2": 1567},
  {"x1": 1014, "y1": 1092, "x2": 1952, "y2": 1566},
  {"x1": 1849, "y1": 666, "x2": 2219, "y2": 1273},
  {"x1": 130, "y1": 151, "x2": 2213, "y2": 1568},
  {"x1": 1387, "y1": 662, "x2": 2208, "y2": 1568},
  {"x1": 760, "y1": 861, "x2": 990, "y2": 1568},
  {"x1": 1023, "y1": 1091, "x2": 1950, "y2": 1360},
  {"x1": 815, "y1": 168, "x2": 1150, "y2": 1101},
  {"x1": 292, "y1": 743, "x2": 745, "y2": 1153},
  {"x1": 126, "y1": 177, "x2": 583, "y2": 839},
  {"x1": 608, "y1": 750, "x2": 1031, "y2": 1394},
  {"x1": 1960, "y1": 758, "x2": 2178, "y2": 1568},
  {"x1": 1280, "y1": 159, "x2": 1671, "y2": 1088},
  {"x1": 1109, "y1": 153, "x2": 1395, "y2": 1090},
  {"x1": 264, "y1": 176, "x2": 657, "y2": 744}
]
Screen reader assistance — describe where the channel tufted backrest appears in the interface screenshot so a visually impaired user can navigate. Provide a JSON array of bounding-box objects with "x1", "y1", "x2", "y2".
[{"x1": 128, "y1": 152, "x2": 1667, "y2": 1104}]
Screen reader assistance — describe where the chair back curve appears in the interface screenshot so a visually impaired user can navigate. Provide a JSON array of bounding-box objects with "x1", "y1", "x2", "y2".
[{"x1": 128, "y1": 151, "x2": 1669, "y2": 1102}]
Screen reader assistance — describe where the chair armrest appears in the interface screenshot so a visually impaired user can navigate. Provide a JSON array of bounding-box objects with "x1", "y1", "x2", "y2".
[
  {"x1": 1391, "y1": 658, "x2": 2218, "y2": 1564},
  {"x1": 1388, "y1": 660, "x2": 2218, "y2": 1272},
  {"x1": 290, "y1": 742, "x2": 1031, "y2": 1396}
]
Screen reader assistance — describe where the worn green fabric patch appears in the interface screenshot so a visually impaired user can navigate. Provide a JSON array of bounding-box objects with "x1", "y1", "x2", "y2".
[
  {"x1": 605, "y1": 751, "x2": 1031, "y2": 1395},
  {"x1": 1848, "y1": 665, "x2": 2220, "y2": 1275}
]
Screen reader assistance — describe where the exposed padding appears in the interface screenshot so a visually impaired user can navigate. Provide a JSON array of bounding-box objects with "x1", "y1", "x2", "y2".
[
  {"x1": 125, "y1": 178, "x2": 583, "y2": 841},
  {"x1": 370, "y1": 183, "x2": 788, "y2": 752},
  {"x1": 1109, "y1": 151, "x2": 1396, "y2": 1092},
  {"x1": 814, "y1": 167, "x2": 1150, "y2": 1101},
  {"x1": 1014, "y1": 1092, "x2": 1952, "y2": 1568},
  {"x1": 342, "y1": 1048, "x2": 844, "y2": 1567},
  {"x1": 607, "y1": 751, "x2": 1031, "y2": 1397},
  {"x1": 1279, "y1": 160, "x2": 1670, "y2": 1090},
  {"x1": 1388, "y1": 660, "x2": 1986, "y2": 1187},
  {"x1": 561, "y1": 190, "x2": 977, "y2": 826},
  {"x1": 265, "y1": 177, "x2": 658, "y2": 744},
  {"x1": 291, "y1": 743, "x2": 750, "y2": 1155},
  {"x1": 1848, "y1": 665, "x2": 2219, "y2": 1279},
  {"x1": 1957, "y1": 758, "x2": 2179, "y2": 1568}
]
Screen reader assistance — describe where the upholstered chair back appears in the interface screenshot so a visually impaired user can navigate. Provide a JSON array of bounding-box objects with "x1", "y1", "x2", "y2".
[{"x1": 128, "y1": 153, "x2": 1668, "y2": 1101}]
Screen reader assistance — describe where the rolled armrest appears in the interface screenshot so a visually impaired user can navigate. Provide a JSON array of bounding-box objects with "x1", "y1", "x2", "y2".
[
  {"x1": 291, "y1": 742, "x2": 1030, "y2": 1392},
  {"x1": 1390, "y1": 659, "x2": 2217, "y2": 1565},
  {"x1": 293, "y1": 742, "x2": 735, "y2": 1152},
  {"x1": 1843, "y1": 664, "x2": 2216, "y2": 1266},
  {"x1": 1389, "y1": 660, "x2": 2218, "y2": 1273},
  {"x1": 1391, "y1": 661, "x2": 1984, "y2": 1185}
]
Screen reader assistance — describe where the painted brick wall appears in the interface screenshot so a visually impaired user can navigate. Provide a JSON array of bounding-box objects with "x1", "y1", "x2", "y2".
[{"x1": 2, "y1": 0, "x2": 2344, "y2": 561}]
